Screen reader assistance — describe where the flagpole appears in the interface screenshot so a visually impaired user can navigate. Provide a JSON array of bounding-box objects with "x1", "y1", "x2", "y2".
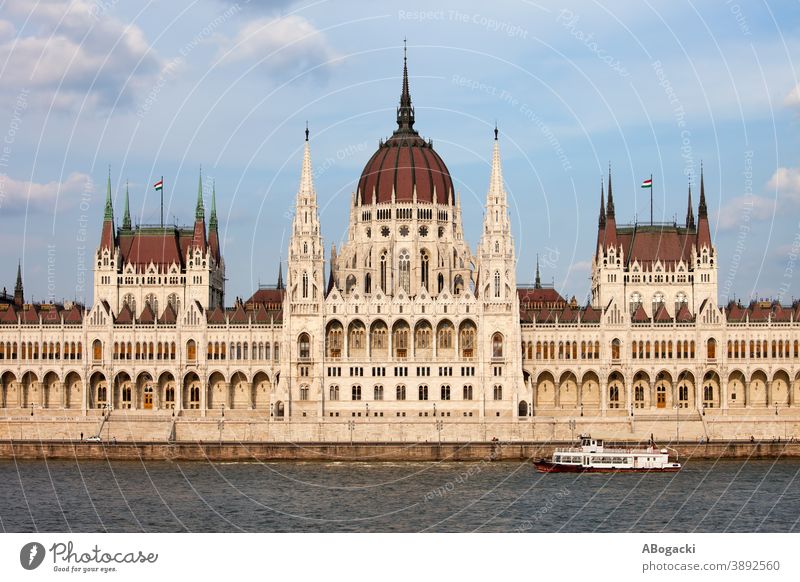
[
  {"x1": 160, "y1": 175, "x2": 164, "y2": 227},
  {"x1": 650, "y1": 173, "x2": 653, "y2": 226}
]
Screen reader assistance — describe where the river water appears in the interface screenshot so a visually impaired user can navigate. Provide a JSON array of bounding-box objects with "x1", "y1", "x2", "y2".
[{"x1": 1, "y1": 458, "x2": 798, "y2": 532}]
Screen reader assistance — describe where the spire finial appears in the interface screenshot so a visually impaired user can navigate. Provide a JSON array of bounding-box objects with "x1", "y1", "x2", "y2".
[
  {"x1": 599, "y1": 178, "x2": 606, "y2": 227},
  {"x1": 104, "y1": 166, "x2": 114, "y2": 221},
  {"x1": 606, "y1": 162, "x2": 615, "y2": 217},
  {"x1": 535, "y1": 254, "x2": 541, "y2": 289},
  {"x1": 494, "y1": 122, "x2": 498, "y2": 141},
  {"x1": 209, "y1": 179, "x2": 218, "y2": 231},
  {"x1": 395, "y1": 39, "x2": 416, "y2": 134},
  {"x1": 196, "y1": 167, "x2": 205, "y2": 220},
  {"x1": 686, "y1": 180, "x2": 695, "y2": 230},
  {"x1": 122, "y1": 180, "x2": 131, "y2": 229},
  {"x1": 14, "y1": 260, "x2": 23, "y2": 306},
  {"x1": 699, "y1": 161, "x2": 707, "y2": 218},
  {"x1": 305, "y1": 121, "x2": 309, "y2": 142},
  {"x1": 277, "y1": 262, "x2": 284, "y2": 290}
]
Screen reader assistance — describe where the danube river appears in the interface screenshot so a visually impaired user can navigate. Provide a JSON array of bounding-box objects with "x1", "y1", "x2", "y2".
[{"x1": 1, "y1": 458, "x2": 798, "y2": 532}]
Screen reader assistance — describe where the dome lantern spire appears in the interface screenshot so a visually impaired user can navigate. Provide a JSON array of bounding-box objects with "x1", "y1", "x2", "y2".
[{"x1": 395, "y1": 39, "x2": 416, "y2": 135}]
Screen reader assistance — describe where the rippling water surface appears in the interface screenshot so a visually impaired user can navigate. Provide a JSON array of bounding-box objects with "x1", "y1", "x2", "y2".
[{"x1": 1, "y1": 458, "x2": 798, "y2": 532}]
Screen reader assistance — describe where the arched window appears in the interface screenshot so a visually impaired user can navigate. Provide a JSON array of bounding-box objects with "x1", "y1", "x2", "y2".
[
  {"x1": 418, "y1": 385, "x2": 428, "y2": 400},
  {"x1": 380, "y1": 252, "x2": 387, "y2": 293},
  {"x1": 122, "y1": 293, "x2": 136, "y2": 313},
  {"x1": 399, "y1": 250, "x2": 410, "y2": 294},
  {"x1": 351, "y1": 385, "x2": 362, "y2": 400},
  {"x1": 492, "y1": 333, "x2": 503, "y2": 358},
  {"x1": 453, "y1": 274, "x2": 464, "y2": 295},
  {"x1": 420, "y1": 250, "x2": 429, "y2": 291},
  {"x1": 302, "y1": 272, "x2": 309, "y2": 298},
  {"x1": 611, "y1": 338, "x2": 621, "y2": 360},
  {"x1": 186, "y1": 339, "x2": 196, "y2": 362},
  {"x1": 493, "y1": 385, "x2": 502, "y2": 400},
  {"x1": 364, "y1": 273, "x2": 371, "y2": 294},
  {"x1": 463, "y1": 385, "x2": 473, "y2": 400},
  {"x1": 145, "y1": 293, "x2": 158, "y2": 314},
  {"x1": 494, "y1": 271, "x2": 501, "y2": 298},
  {"x1": 92, "y1": 340, "x2": 102, "y2": 361},
  {"x1": 396, "y1": 385, "x2": 406, "y2": 400},
  {"x1": 707, "y1": 338, "x2": 716, "y2": 359},
  {"x1": 374, "y1": 385, "x2": 384, "y2": 400}
]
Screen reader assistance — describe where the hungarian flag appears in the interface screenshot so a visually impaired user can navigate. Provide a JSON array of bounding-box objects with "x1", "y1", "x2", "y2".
[
  {"x1": 154, "y1": 178, "x2": 163, "y2": 191},
  {"x1": 641, "y1": 178, "x2": 652, "y2": 189}
]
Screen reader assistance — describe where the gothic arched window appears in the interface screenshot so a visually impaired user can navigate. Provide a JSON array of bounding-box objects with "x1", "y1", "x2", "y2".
[
  {"x1": 420, "y1": 250, "x2": 429, "y2": 291},
  {"x1": 302, "y1": 271, "x2": 309, "y2": 298},
  {"x1": 399, "y1": 250, "x2": 410, "y2": 294},
  {"x1": 494, "y1": 271, "x2": 501, "y2": 298}
]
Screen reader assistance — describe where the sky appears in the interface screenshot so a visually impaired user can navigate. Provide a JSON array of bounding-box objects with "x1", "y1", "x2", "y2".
[{"x1": 0, "y1": 0, "x2": 799, "y2": 307}]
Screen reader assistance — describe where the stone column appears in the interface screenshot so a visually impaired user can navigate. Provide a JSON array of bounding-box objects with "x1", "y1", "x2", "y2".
[
  {"x1": 744, "y1": 380, "x2": 750, "y2": 409},
  {"x1": 59, "y1": 381, "x2": 66, "y2": 409},
  {"x1": 600, "y1": 379, "x2": 607, "y2": 417},
  {"x1": 225, "y1": 382, "x2": 232, "y2": 409},
  {"x1": 200, "y1": 378, "x2": 207, "y2": 418},
  {"x1": 554, "y1": 381, "x2": 561, "y2": 409},
  {"x1": 721, "y1": 377, "x2": 728, "y2": 412},
  {"x1": 625, "y1": 380, "x2": 632, "y2": 414}
]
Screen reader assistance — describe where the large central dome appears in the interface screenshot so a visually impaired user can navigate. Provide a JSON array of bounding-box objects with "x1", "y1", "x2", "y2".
[{"x1": 356, "y1": 50, "x2": 454, "y2": 206}]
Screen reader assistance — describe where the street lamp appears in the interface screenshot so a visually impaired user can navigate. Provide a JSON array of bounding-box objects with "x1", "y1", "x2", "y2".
[{"x1": 433, "y1": 402, "x2": 437, "y2": 417}]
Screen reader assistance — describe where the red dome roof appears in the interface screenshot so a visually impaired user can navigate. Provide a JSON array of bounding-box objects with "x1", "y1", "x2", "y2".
[
  {"x1": 357, "y1": 135, "x2": 453, "y2": 205},
  {"x1": 356, "y1": 46, "x2": 454, "y2": 206}
]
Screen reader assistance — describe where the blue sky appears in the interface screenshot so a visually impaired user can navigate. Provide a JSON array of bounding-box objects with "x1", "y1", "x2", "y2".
[{"x1": 1, "y1": 0, "x2": 799, "y2": 306}]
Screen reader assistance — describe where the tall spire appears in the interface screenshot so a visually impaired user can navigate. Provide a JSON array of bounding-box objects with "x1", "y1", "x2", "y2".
[
  {"x1": 277, "y1": 261, "x2": 284, "y2": 289},
  {"x1": 686, "y1": 182, "x2": 695, "y2": 230},
  {"x1": 598, "y1": 179, "x2": 606, "y2": 227},
  {"x1": 100, "y1": 167, "x2": 116, "y2": 250},
  {"x1": 698, "y1": 162, "x2": 707, "y2": 218},
  {"x1": 195, "y1": 167, "x2": 205, "y2": 220},
  {"x1": 299, "y1": 126, "x2": 315, "y2": 199},
  {"x1": 487, "y1": 126, "x2": 505, "y2": 202},
  {"x1": 606, "y1": 163, "x2": 615, "y2": 218},
  {"x1": 395, "y1": 39, "x2": 416, "y2": 135},
  {"x1": 209, "y1": 180, "x2": 218, "y2": 231},
  {"x1": 14, "y1": 260, "x2": 23, "y2": 307},
  {"x1": 122, "y1": 181, "x2": 131, "y2": 230},
  {"x1": 534, "y1": 255, "x2": 541, "y2": 289},
  {"x1": 104, "y1": 166, "x2": 113, "y2": 221}
]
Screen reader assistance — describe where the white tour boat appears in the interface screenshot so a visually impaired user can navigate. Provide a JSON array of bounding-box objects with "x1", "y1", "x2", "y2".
[{"x1": 534, "y1": 434, "x2": 681, "y2": 473}]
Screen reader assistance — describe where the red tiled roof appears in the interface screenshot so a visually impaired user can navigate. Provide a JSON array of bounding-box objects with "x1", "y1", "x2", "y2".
[
  {"x1": 138, "y1": 303, "x2": 155, "y2": 324},
  {"x1": 357, "y1": 136, "x2": 453, "y2": 205},
  {"x1": 118, "y1": 227, "x2": 193, "y2": 269},
  {"x1": 616, "y1": 225, "x2": 694, "y2": 267},
  {"x1": 631, "y1": 303, "x2": 649, "y2": 323},
  {"x1": 653, "y1": 302, "x2": 672, "y2": 323},
  {"x1": 0, "y1": 302, "x2": 85, "y2": 325},
  {"x1": 676, "y1": 303, "x2": 694, "y2": 322},
  {"x1": 207, "y1": 306, "x2": 226, "y2": 324},
  {"x1": 115, "y1": 304, "x2": 133, "y2": 324},
  {"x1": 159, "y1": 303, "x2": 177, "y2": 324}
]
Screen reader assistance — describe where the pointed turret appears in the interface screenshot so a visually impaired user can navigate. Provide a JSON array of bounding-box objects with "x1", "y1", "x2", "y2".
[
  {"x1": 603, "y1": 164, "x2": 618, "y2": 249},
  {"x1": 122, "y1": 181, "x2": 131, "y2": 230},
  {"x1": 13, "y1": 261, "x2": 23, "y2": 307},
  {"x1": 686, "y1": 183, "x2": 695, "y2": 231},
  {"x1": 208, "y1": 180, "x2": 221, "y2": 262},
  {"x1": 596, "y1": 180, "x2": 606, "y2": 256},
  {"x1": 534, "y1": 255, "x2": 542, "y2": 289},
  {"x1": 192, "y1": 168, "x2": 207, "y2": 251},
  {"x1": 100, "y1": 167, "x2": 116, "y2": 250},
  {"x1": 277, "y1": 261, "x2": 284, "y2": 290},
  {"x1": 394, "y1": 39, "x2": 416, "y2": 136},
  {"x1": 478, "y1": 127, "x2": 515, "y2": 300},
  {"x1": 697, "y1": 163, "x2": 712, "y2": 249}
]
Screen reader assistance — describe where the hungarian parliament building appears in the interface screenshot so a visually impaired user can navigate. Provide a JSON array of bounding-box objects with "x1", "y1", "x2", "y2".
[{"x1": 1, "y1": 54, "x2": 799, "y2": 423}]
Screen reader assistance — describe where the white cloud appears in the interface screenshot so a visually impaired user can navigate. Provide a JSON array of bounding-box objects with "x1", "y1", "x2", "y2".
[
  {"x1": 0, "y1": 0, "x2": 163, "y2": 111},
  {"x1": 785, "y1": 84, "x2": 800, "y2": 110},
  {"x1": 717, "y1": 194, "x2": 775, "y2": 231},
  {"x1": 768, "y1": 166, "x2": 800, "y2": 202},
  {"x1": 0, "y1": 172, "x2": 92, "y2": 214},
  {"x1": 219, "y1": 15, "x2": 338, "y2": 78}
]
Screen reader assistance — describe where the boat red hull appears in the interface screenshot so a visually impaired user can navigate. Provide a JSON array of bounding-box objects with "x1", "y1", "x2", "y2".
[{"x1": 533, "y1": 460, "x2": 681, "y2": 473}]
